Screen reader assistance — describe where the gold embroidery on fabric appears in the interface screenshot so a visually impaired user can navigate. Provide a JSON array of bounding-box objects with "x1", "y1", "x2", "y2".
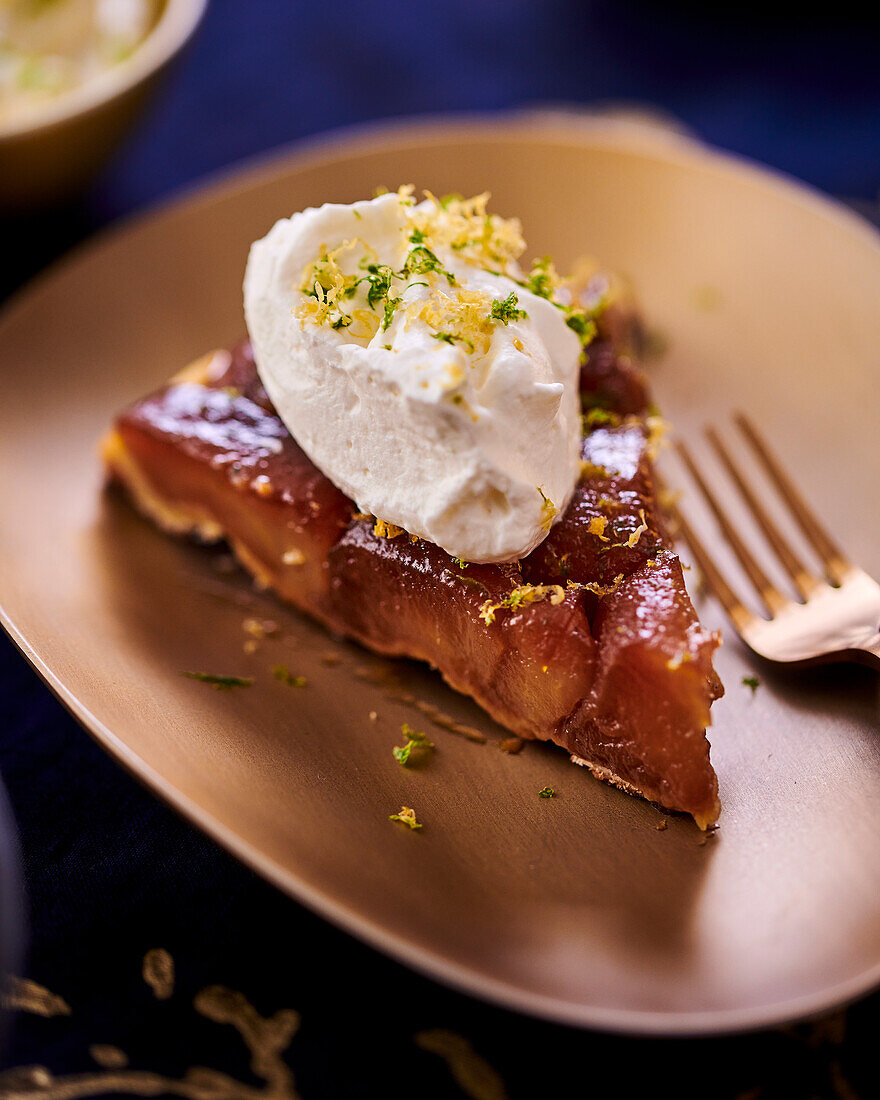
[
  {"x1": 195, "y1": 986, "x2": 300, "y2": 1098},
  {"x1": 0, "y1": 1067, "x2": 54, "y2": 1090},
  {"x1": 142, "y1": 947, "x2": 175, "y2": 1000},
  {"x1": 89, "y1": 1045, "x2": 129, "y2": 1068},
  {"x1": 0, "y1": 956, "x2": 516, "y2": 1100},
  {"x1": 0, "y1": 953, "x2": 301, "y2": 1100},
  {"x1": 0, "y1": 976, "x2": 71, "y2": 1017},
  {"x1": 415, "y1": 1029, "x2": 509, "y2": 1100}
]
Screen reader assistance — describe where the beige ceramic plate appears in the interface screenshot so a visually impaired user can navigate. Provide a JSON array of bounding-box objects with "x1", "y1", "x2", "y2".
[{"x1": 2, "y1": 116, "x2": 880, "y2": 1035}]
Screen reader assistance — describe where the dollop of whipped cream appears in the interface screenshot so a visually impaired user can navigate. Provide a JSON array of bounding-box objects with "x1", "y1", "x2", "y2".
[{"x1": 243, "y1": 189, "x2": 583, "y2": 563}]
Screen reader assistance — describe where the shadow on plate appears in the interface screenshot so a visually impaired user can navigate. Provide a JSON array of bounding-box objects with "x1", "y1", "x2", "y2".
[{"x1": 82, "y1": 491, "x2": 719, "y2": 1016}]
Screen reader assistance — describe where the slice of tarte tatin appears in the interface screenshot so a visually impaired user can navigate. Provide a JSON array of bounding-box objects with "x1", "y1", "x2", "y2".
[{"x1": 102, "y1": 298, "x2": 723, "y2": 828}]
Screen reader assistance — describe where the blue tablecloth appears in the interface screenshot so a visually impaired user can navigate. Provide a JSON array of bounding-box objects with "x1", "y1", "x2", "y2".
[{"x1": 2, "y1": 2, "x2": 879, "y2": 1095}]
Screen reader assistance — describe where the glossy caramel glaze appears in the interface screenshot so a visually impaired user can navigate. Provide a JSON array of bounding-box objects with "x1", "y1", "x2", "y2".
[{"x1": 107, "y1": 333, "x2": 721, "y2": 827}]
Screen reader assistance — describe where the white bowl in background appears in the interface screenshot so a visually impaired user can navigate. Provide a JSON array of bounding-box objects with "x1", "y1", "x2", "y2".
[{"x1": 0, "y1": 0, "x2": 208, "y2": 209}]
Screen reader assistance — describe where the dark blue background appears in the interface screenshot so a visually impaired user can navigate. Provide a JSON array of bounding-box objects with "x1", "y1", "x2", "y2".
[
  {"x1": 99, "y1": 0, "x2": 880, "y2": 210},
  {"x1": 2, "y1": 2, "x2": 879, "y2": 1095}
]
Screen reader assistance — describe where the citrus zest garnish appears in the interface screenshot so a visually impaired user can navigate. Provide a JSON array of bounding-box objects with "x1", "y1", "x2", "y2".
[
  {"x1": 373, "y1": 518, "x2": 405, "y2": 539},
  {"x1": 537, "y1": 486, "x2": 557, "y2": 532},
  {"x1": 566, "y1": 574, "x2": 625, "y2": 598},
  {"x1": 624, "y1": 509, "x2": 648, "y2": 549},
  {"x1": 389, "y1": 805, "x2": 423, "y2": 830},
  {"x1": 479, "y1": 583, "x2": 565, "y2": 625},
  {"x1": 392, "y1": 723, "x2": 435, "y2": 766}
]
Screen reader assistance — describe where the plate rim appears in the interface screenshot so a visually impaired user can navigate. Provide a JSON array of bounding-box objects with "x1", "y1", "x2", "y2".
[
  {"x1": 3, "y1": 108, "x2": 879, "y2": 319},
  {"x1": 2, "y1": 112, "x2": 880, "y2": 1036},
  {"x1": 7, "y1": 610, "x2": 880, "y2": 1037}
]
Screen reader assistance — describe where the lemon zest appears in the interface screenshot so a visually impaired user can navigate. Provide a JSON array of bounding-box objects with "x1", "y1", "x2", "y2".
[
  {"x1": 537, "y1": 486, "x2": 558, "y2": 532},
  {"x1": 624, "y1": 509, "x2": 648, "y2": 549},
  {"x1": 479, "y1": 583, "x2": 565, "y2": 625},
  {"x1": 389, "y1": 805, "x2": 423, "y2": 830},
  {"x1": 407, "y1": 190, "x2": 526, "y2": 270},
  {"x1": 406, "y1": 287, "x2": 495, "y2": 357},
  {"x1": 348, "y1": 308, "x2": 381, "y2": 341},
  {"x1": 295, "y1": 239, "x2": 361, "y2": 329},
  {"x1": 373, "y1": 518, "x2": 405, "y2": 539},
  {"x1": 579, "y1": 460, "x2": 611, "y2": 480},
  {"x1": 645, "y1": 415, "x2": 670, "y2": 459},
  {"x1": 566, "y1": 574, "x2": 625, "y2": 598}
]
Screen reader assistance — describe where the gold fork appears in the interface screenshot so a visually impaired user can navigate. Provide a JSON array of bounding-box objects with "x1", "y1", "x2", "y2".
[{"x1": 671, "y1": 413, "x2": 880, "y2": 669}]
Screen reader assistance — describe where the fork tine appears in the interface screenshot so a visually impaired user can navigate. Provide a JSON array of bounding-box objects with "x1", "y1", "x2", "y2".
[
  {"x1": 735, "y1": 413, "x2": 850, "y2": 586},
  {"x1": 676, "y1": 439, "x2": 788, "y2": 617},
  {"x1": 705, "y1": 427, "x2": 819, "y2": 602},
  {"x1": 668, "y1": 502, "x2": 757, "y2": 633}
]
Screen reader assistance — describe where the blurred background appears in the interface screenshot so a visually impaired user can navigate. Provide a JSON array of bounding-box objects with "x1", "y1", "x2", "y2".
[
  {"x1": 3, "y1": 0, "x2": 880, "y2": 291},
  {"x1": 1, "y1": 1, "x2": 879, "y2": 1096}
]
